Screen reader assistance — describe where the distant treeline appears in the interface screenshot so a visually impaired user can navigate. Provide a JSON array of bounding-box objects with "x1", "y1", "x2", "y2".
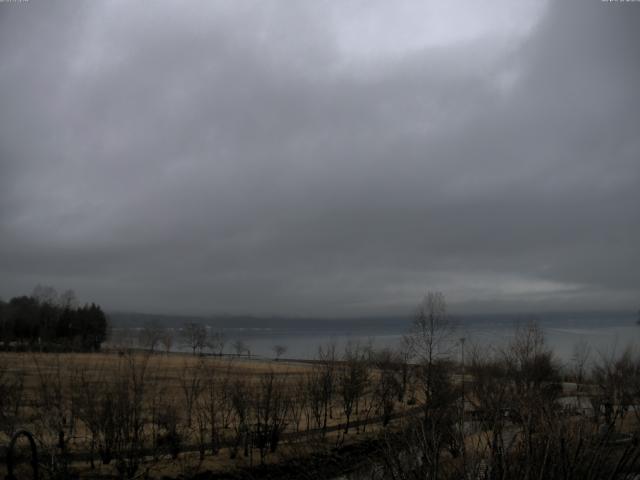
[{"x1": 0, "y1": 285, "x2": 108, "y2": 351}]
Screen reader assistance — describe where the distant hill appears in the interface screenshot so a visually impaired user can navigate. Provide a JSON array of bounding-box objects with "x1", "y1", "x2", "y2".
[
  {"x1": 106, "y1": 311, "x2": 411, "y2": 331},
  {"x1": 106, "y1": 310, "x2": 636, "y2": 331}
]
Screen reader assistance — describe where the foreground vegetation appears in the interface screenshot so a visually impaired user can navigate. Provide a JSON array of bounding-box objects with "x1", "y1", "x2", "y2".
[{"x1": 1, "y1": 292, "x2": 640, "y2": 479}]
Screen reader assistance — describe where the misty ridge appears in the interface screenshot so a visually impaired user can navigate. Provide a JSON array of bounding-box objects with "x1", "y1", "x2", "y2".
[
  {"x1": 1, "y1": 0, "x2": 640, "y2": 479},
  {"x1": 107, "y1": 311, "x2": 636, "y2": 331}
]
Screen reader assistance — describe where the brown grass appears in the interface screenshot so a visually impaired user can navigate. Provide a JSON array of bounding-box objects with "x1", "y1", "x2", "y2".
[{"x1": 0, "y1": 350, "x2": 410, "y2": 479}]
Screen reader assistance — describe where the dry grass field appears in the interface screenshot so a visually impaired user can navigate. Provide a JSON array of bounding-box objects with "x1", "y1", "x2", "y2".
[
  {"x1": 0, "y1": 349, "x2": 414, "y2": 479},
  {"x1": 5, "y1": 323, "x2": 639, "y2": 480}
]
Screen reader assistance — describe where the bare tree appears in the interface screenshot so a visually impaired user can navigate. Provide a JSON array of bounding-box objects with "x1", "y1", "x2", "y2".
[
  {"x1": 405, "y1": 292, "x2": 455, "y2": 412},
  {"x1": 394, "y1": 338, "x2": 413, "y2": 402},
  {"x1": 402, "y1": 292, "x2": 459, "y2": 478},
  {"x1": 338, "y1": 341, "x2": 370, "y2": 434},
  {"x1": 272, "y1": 344, "x2": 287, "y2": 361},
  {"x1": 74, "y1": 351, "x2": 156, "y2": 478},
  {"x1": 233, "y1": 339, "x2": 248, "y2": 357},
  {"x1": 592, "y1": 347, "x2": 636, "y2": 428},
  {"x1": 307, "y1": 343, "x2": 336, "y2": 436},
  {"x1": 77, "y1": 360, "x2": 107, "y2": 465},
  {"x1": 306, "y1": 368, "x2": 325, "y2": 433},
  {"x1": 251, "y1": 370, "x2": 289, "y2": 463},
  {"x1": 229, "y1": 377, "x2": 250, "y2": 459},
  {"x1": 178, "y1": 359, "x2": 204, "y2": 428},
  {"x1": 501, "y1": 322, "x2": 561, "y2": 475},
  {"x1": 288, "y1": 374, "x2": 308, "y2": 433},
  {"x1": 467, "y1": 345, "x2": 513, "y2": 477},
  {"x1": 138, "y1": 320, "x2": 165, "y2": 353},
  {"x1": 160, "y1": 329, "x2": 173, "y2": 354},
  {"x1": 570, "y1": 338, "x2": 592, "y2": 384},
  {"x1": 32, "y1": 284, "x2": 59, "y2": 305},
  {"x1": 155, "y1": 399, "x2": 183, "y2": 460},
  {"x1": 32, "y1": 354, "x2": 77, "y2": 477},
  {"x1": 372, "y1": 348, "x2": 402, "y2": 426},
  {"x1": 58, "y1": 289, "x2": 78, "y2": 309},
  {"x1": 209, "y1": 330, "x2": 226, "y2": 356},
  {"x1": 406, "y1": 291, "x2": 455, "y2": 364},
  {"x1": 0, "y1": 359, "x2": 25, "y2": 438},
  {"x1": 197, "y1": 359, "x2": 229, "y2": 455},
  {"x1": 182, "y1": 322, "x2": 207, "y2": 355},
  {"x1": 114, "y1": 352, "x2": 152, "y2": 479}
]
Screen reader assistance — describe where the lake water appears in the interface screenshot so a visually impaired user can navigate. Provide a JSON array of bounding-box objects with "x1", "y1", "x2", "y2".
[
  {"x1": 161, "y1": 312, "x2": 640, "y2": 364},
  {"x1": 109, "y1": 312, "x2": 640, "y2": 364}
]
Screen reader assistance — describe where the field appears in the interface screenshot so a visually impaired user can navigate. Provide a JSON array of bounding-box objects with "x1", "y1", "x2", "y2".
[
  {"x1": 4, "y1": 322, "x2": 640, "y2": 480},
  {"x1": 0, "y1": 348, "x2": 415, "y2": 479}
]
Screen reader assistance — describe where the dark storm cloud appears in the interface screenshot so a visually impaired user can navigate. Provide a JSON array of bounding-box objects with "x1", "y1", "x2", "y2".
[{"x1": 0, "y1": 0, "x2": 638, "y2": 315}]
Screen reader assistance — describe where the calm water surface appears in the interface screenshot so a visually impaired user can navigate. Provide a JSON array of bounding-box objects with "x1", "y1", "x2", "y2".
[
  {"x1": 112, "y1": 313, "x2": 640, "y2": 363},
  {"x1": 185, "y1": 314, "x2": 640, "y2": 363}
]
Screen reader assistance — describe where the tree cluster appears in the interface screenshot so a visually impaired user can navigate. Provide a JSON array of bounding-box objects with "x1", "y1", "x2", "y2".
[
  {"x1": 0, "y1": 286, "x2": 108, "y2": 351},
  {"x1": 375, "y1": 293, "x2": 640, "y2": 480}
]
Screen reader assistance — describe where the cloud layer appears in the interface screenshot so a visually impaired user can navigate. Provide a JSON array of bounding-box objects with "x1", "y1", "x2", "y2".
[{"x1": 1, "y1": 0, "x2": 639, "y2": 315}]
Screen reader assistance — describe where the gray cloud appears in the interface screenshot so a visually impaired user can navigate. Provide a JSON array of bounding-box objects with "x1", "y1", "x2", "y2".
[{"x1": 1, "y1": 0, "x2": 639, "y2": 316}]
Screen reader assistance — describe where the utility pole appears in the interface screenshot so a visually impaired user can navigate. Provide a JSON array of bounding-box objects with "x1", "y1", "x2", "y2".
[{"x1": 460, "y1": 336, "x2": 466, "y2": 475}]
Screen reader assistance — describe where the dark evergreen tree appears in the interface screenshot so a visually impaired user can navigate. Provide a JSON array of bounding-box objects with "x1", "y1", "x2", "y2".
[{"x1": 0, "y1": 289, "x2": 109, "y2": 351}]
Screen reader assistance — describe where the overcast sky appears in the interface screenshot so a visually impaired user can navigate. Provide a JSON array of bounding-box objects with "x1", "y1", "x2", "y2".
[{"x1": 1, "y1": 0, "x2": 639, "y2": 316}]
